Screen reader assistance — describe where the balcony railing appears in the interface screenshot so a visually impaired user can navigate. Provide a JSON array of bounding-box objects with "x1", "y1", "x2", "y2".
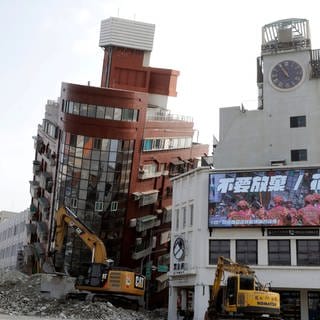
[
  {"x1": 132, "y1": 243, "x2": 153, "y2": 260},
  {"x1": 146, "y1": 113, "x2": 193, "y2": 122},
  {"x1": 136, "y1": 215, "x2": 159, "y2": 232}
]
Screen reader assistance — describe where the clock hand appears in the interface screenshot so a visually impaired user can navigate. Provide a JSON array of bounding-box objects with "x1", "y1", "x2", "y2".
[{"x1": 279, "y1": 64, "x2": 289, "y2": 78}]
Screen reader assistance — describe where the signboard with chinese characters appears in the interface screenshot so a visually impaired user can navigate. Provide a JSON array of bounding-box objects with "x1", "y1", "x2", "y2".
[{"x1": 208, "y1": 168, "x2": 320, "y2": 228}]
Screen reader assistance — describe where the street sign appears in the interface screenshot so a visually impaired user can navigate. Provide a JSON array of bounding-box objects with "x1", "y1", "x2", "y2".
[
  {"x1": 145, "y1": 262, "x2": 152, "y2": 280},
  {"x1": 157, "y1": 264, "x2": 168, "y2": 272}
]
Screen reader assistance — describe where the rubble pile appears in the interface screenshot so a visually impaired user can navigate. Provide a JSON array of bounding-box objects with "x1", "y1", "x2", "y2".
[{"x1": 0, "y1": 270, "x2": 167, "y2": 319}]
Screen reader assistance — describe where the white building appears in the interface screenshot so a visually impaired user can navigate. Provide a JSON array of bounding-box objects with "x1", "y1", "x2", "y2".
[
  {"x1": 0, "y1": 210, "x2": 28, "y2": 270},
  {"x1": 168, "y1": 18, "x2": 320, "y2": 320}
]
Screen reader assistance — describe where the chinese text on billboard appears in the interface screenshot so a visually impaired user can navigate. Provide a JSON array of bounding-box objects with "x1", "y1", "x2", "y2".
[{"x1": 208, "y1": 168, "x2": 320, "y2": 228}]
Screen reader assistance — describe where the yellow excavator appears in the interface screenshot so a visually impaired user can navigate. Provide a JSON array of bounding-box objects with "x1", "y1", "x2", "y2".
[
  {"x1": 205, "y1": 256, "x2": 281, "y2": 320},
  {"x1": 47, "y1": 206, "x2": 145, "y2": 308}
]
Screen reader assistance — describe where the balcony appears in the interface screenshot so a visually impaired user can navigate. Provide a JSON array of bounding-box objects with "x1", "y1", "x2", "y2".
[
  {"x1": 29, "y1": 180, "x2": 40, "y2": 198},
  {"x1": 29, "y1": 203, "x2": 38, "y2": 221},
  {"x1": 131, "y1": 242, "x2": 153, "y2": 260},
  {"x1": 146, "y1": 112, "x2": 193, "y2": 122},
  {"x1": 39, "y1": 172, "x2": 53, "y2": 193},
  {"x1": 37, "y1": 221, "x2": 48, "y2": 241},
  {"x1": 32, "y1": 161, "x2": 41, "y2": 175},
  {"x1": 138, "y1": 170, "x2": 162, "y2": 180},
  {"x1": 38, "y1": 197, "x2": 50, "y2": 216},
  {"x1": 136, "y1": 215, "x2": 159, "y2": 232}
]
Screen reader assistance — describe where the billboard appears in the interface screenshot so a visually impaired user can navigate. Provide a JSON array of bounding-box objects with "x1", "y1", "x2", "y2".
[{"x1": 208, "y1": 168, "x2": 320, "y2": 228}]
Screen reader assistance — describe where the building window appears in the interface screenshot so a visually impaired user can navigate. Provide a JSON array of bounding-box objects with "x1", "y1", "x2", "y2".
[
  {"x1": 236, "y1": 240, "x2": 257, "y2": 265},
  {"x1": 297, "y1": 240, "x2": 320, "y2": 265},
  {"x1": 268, "y1": 240, "x2": 291, "y2": 265},
  {"x1": 308, "y1": 292, "x2": 320, "y2": 320},
  {"x1": 182, "y1": 207, "x2": 186, "y2": 228},
  {"x1": 209, "y1": 240, "x2": 230, "y2": 265},
  {"x1": 290, "y1": 115, "x2": 306, "y2": 128},
  {"x1": 175, "y1": 209, "x2": 179, "y2": 231},
  {"x1": 291, "y1": 149, "x2": 307, "y2": 161},
  {"x1": 110, "y1": 201, "x2": 118, "y2": 212},
  {"x1": 189, "y1": 204, "x2": 194, "y2": 226},
  {"x1": 94, "y1": 201, "x2": 104, "y2": 212},
  {"x1": 70, "y1": 198, "x2": 78, "y2": 209}
]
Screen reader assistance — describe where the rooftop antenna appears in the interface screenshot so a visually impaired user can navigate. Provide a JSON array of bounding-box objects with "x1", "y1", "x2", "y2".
[{"x1": 117, "y1": 8, "x2": 120, "y2": 17}]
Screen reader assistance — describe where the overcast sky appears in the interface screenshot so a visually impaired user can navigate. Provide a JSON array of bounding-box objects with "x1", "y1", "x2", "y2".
[{"x1": 1, "y1": 0, "x2": 320, "y2": 212}]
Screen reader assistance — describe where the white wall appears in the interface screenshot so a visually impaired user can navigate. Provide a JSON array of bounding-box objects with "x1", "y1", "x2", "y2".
[{"x1": 0, "y1": 210, "x2": 28, "y2": 270}]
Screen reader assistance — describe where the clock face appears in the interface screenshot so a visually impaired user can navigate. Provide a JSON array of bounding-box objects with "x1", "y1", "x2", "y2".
[
  {"x1": 270, "y1": 60, "x2": 304, "y2": 90},
  {"x1": 173, "y1": 237, "x2": 185, "y2": 261}
]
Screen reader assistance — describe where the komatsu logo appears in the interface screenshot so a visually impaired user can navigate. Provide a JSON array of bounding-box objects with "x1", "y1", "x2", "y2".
[{"x1": 257, "y1": 301, "x2": 277, "y2": 306}]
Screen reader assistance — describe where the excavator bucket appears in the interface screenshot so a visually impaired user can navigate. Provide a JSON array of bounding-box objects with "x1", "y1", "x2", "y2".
[{"x1": 40, "y1": 273, "x2": 77, "y2": 299}]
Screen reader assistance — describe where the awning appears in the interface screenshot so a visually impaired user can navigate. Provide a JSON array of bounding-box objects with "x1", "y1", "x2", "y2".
[
  {"x1": 29, "y1": 180, "x2": 39, "y2": 187},
  {"x1": 138, "y1": 215, "x2": 157, "y2": 223},
  {"x1": 170, "y1": 159, "x2": 184, "y2": 166},
  {"x1": 156, "y1": 273, "x2": 169, "y2": 283},
  {"x1": 141, "y1": 189, "x2": 159, "y2": 195}
]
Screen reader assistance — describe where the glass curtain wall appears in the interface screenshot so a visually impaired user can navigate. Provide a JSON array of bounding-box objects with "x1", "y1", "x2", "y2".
[{"x1": 55, "y1": 132, "x2": 134, "y2": 275}]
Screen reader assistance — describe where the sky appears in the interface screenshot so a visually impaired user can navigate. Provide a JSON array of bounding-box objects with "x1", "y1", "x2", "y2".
[{"x1": 1, "y1": 0, "x2": 320, "y2": 212}]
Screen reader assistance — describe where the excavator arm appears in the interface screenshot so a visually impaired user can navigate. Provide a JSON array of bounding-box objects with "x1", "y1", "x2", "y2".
[
  {"x1": 54, "y1": 206, "x2": 108, "y2": 265},
  {"x1": 210, "y1": 256, "x2": 254, "y2": 303}
]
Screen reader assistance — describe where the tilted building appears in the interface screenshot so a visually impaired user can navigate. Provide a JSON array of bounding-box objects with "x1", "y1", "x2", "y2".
[{"x1": 26, "y1": 17, "x2": 208, "y2": 308}]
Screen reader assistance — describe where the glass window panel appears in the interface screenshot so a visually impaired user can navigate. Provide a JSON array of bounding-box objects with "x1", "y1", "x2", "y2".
[
  {"x1": 68, "y1": 101, "x2": 73, "y2": 113},
  {"x1": 105, "y1": 107, "x2": 113, "y2": 119},
  {"x1": 73, "y1": 102, "x2": 80, "y2": 115},
  {"x1": 87, "y1": 104, "x2": 96, "y2": 118},
  {"x1": 80, "y1": 104, "x2": 88, "y2": 116},
  {"x1": 82, "y1": 159, "x2": 90, "y2": 170},
  {"x1": 297, "y1": 240, "x2": 320, "y2": 265},
  {"x1": 101, "y1": 139, "x2": 110, "y2": 151},
  {"x1": 114, "y1": 108, "x2": 122, "y2": 120},
  {"x1": 143, "y1": 139, "x2": 152, "y2": 151},
  {"x1": 74, "y1": 158, "x2": 82, "y2": 168},
  {"x1": 209, "y1": 240, "x2": 230, "y2": 264},
  {"x1": 70, "y1": 134, "x2": 77, "y2": 147},
  {"x1": 90, "y1": 160, "x2": 99, "y2": 171},
  {"x1": 268, "y1": 240, "x2": 291, "y2": 266},
  {"x1": 93, "y1": 139, "x2": 102, "y2": 150},
  {"x1": 236, "y1": 240, "x2": 257, "y2": 265},
  {"x1": 76, "y1": 135, "x2": 84, "y2": 148},
  {"x1": 75, "y1": 147, "x2": 82, "y2": 158},
  {"x1": 68, "y1": 156, "x2": 75, "y2": 166},
  {"x1": 79, "y1": 190, "x2": 87, "y2": 200},
  {"x1": 80, "y1": 179, "x2": 88, "y2": 189},
  {"x1": 110, "y1": 140, "x2": 118, "y2": 152},
  {"x1": 100, "y1": 151, "x2": 108, "y2": 162},
  {"x1": 133, "y1": 110, "x2": 138, "y2": 121},
  {"x1": 81, "y1": 170, "x2": 89, "y2": 179},
  {"x1": 96, "y1": 106, "x2": 105, "y2": 119},
  {"x1": 109, "y1": 152, "x2": 117, "y2": 162},
  {"x1": 121, "y1": 109, "x2": 134, "y2": 121},
  {"x1": 91, "y1": 150, "x2": 100, "y2": 161},
  {"x1": 97, "y1": 182, "x2": 105, "y2": 192}
]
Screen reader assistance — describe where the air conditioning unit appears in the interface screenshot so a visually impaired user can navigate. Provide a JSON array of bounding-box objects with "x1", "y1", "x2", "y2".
[
  {"x1": 129, "y1": 218, "x2": 137, "y2": 227},
  {"x1": 152, "y1": 236, "x2": 157, "y2": 248}
]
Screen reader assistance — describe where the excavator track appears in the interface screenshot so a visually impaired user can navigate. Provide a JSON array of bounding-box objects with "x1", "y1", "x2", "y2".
[{"x1": 66, "y1": 291, "x2": 140, "y2": 310}]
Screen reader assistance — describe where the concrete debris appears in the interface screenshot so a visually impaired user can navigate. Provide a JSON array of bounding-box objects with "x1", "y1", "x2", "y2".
[{"x1": 0, "y1": 270, "x2": 167, "y2": 320}]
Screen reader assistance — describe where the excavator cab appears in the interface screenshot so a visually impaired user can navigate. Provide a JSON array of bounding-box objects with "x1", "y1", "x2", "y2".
[
  {"x1": 205, "y1": 257, "x2": 281, "y2": 320},
  {"x1": 225, "y1": 274, "x2": 255, "y2": 312}
]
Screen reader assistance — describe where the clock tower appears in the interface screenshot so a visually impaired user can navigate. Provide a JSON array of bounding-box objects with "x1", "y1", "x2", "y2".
[{"x1": 215, "y1": 18, "x2": 320, "y2": 168}]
